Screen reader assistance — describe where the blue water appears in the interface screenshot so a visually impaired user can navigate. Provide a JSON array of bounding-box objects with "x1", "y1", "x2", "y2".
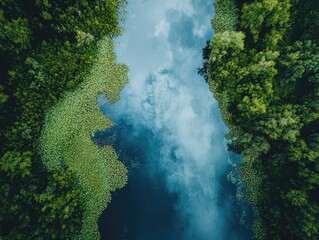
[{"x1": 97, "y1": 0, "x2": 253, "y2": 239}]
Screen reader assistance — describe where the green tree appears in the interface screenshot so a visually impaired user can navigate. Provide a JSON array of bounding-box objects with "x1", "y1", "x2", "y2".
[
  {"x1": 205, "y1": 0, "x2": 319, "y2": 239},
  {"x1": 0, "y1": 0, "x2": 127, "y2": 239}
]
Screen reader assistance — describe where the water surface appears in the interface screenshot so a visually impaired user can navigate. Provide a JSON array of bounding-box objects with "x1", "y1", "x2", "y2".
[{"x1": 97, "y1": 0, "x2": 253, "y2": 239}]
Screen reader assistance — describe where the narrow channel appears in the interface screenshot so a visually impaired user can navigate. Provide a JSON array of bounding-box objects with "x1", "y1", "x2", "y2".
[{"x1": 97, "y1": 0, "x2": 253, "y2": 239}]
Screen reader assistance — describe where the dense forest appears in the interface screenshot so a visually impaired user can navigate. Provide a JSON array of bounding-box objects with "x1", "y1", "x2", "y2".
[
  {"x1": 0, "y1": 0, "x2": 127, "y2": 239},
  {"x1": 203, "y1": 0, "x2": 319, "y2": 239}
]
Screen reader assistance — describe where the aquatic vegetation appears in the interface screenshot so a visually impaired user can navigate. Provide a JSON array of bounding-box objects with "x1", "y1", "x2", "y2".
[
  {"x1": 40, "y1": 37, "x2": 129, "y2": 239},
  {"x1": 211, "y1": 0, "x2": 239, "y2": 33}
]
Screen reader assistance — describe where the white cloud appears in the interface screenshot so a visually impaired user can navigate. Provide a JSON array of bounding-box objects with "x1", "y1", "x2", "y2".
[
  {"x1": 154, "y1": 19, "x2": 170, "y2": 38},
  {"x1": 166, "y1": 0, "x2": 195, "y2": 16},
  {"x1": 100, "y1": 0, "x2": 248, "y2": 239},
  {"x1": 193, "y1": 22, "x2": 209, "y2": 38}
]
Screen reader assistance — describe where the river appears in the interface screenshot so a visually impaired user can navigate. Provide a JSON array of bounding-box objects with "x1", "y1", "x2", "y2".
[{"x1": 97, "y1": 0, "x2": 253, "y2": 239}]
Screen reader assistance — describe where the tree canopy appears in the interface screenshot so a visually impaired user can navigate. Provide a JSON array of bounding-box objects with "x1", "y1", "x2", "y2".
[
  {"x1": 204, "y1": 0, "x2": 319, "y2": 239},
  {"x1": 0, "y1": 0, "x2": 127, "y2": 239}
]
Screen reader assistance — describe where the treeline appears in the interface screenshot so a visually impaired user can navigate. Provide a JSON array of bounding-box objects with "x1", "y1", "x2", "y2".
[
  {"x1": 203, "y1": 0, "x2": 319, "y2": 239},
  {"x1": 0, "y1": 0, "x2": 125, "y2": 239}
]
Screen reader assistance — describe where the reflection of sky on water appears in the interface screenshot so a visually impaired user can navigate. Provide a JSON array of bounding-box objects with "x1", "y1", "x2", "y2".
[{"x1": 98, "y1": 0, "x2": 253, "y2": 239}]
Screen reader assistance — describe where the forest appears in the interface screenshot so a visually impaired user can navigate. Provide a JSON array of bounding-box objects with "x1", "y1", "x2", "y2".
[
  {"x1": 1, "y1": 0, "x2": 319, "y2": 239},
  {"x1": 0, "y1": 0, "x2": 127, "y2": 239},
  {"x1": 203, "y1": 0, "x2": 319, "y2": 239}
]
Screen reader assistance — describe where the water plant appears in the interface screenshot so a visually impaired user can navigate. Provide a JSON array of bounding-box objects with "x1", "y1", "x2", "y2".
[{"x1": 40, "y1": 37, "x2": 129, "y2": 239}]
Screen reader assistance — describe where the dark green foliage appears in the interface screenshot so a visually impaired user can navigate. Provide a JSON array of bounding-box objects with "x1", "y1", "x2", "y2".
[
  {"x1": 197, "y1": 40, "x2": 210, "y2": 82},
  {"x1": 33, "y1": 171, "x2": 84, "y2": 239},
  {"x1": 0, "y1": 153, "x2": 83, "y2": 239},
  {"x1": 205, "y1": 0, "x2": 319, "y2": 239},
  {"x1": 0, "y1": 0, "x2": 125, "y2": 239},
  {"x1": 291, "y1": 0, "x2": 319, "y2": 43}
]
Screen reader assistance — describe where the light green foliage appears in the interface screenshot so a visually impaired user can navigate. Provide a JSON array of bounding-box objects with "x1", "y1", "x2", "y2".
[
  {"x1": 235, "y1": 51, "x2": 278, "y2": 118},
  {"x1": 241, "y1": 135, "x2": 270, "y2": 162},
  {"x1": 76, "y1": 30, "x2": 95, "y2": 46},
  {"x1": 208, "y1": 30, "x2": 245, "y2": 97},
  {"x1": 209, "y1": 31, "x2": 245, "y2": 63},
  {"x1": 211, "y1": 0, "x2": 238, "y2": 33},
  {"x1": 248, "y1": 50, "x2": 279, "y2": 84},
  {"x1": 256, "y1": 104, "x2": 302, "y2": 142},
  {"x1": 286, "y1": 189, "x2": 308, "y2": 207},
  {"x1": 238, "y1": 95, "x2": 265, "y2": 118},
  {"x1": 40, "y1": 37, "x2": 128, "y2": 239},
  {"x1": 241, "y1": 0, "x2": 291, "y2": 45}
]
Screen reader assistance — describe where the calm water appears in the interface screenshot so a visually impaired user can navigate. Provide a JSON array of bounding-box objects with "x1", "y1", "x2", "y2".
[{"x1": 97, "y1": 0, "x2": 253, "y2": 239}]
